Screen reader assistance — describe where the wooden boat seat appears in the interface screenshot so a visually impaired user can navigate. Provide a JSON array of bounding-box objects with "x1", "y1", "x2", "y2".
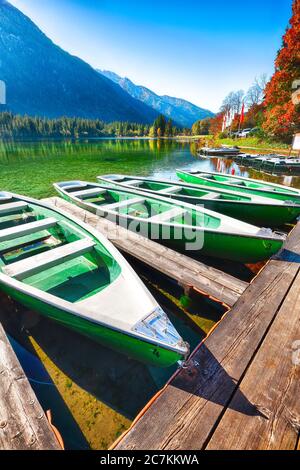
[
  {"x1": 124, "y1": 180, "x2": 142, "y2": 186},
  {"x1": 63, "y1": 183, "x2": 88, "y2": 191},
  {"x1": 0, "y1": 231, "x2": 53, "y2": 254},
  {"x1": 148, "y1": 207, "x2": 187, "y2": 223},
  {"x1": 199, "y1": 174, "x2": 214, "y2": 179},
  {"x1": 0, "y1": 196, "x2": 13, "y2": 203},
  {"x1": 200, "y1": 192, "x2": 220, "y2": 200},
  {"x1": 0, "y1": 201, "x2": 29, "y2": 216},
  {"x1": 72, "y1": 188, "x2": 106, "y2": 199},
  {"x1": 0, "y1": 217, "x2": 57, "y2": 242},
  {"x1": 102, "y1": 197, "x2": 145, "y2": 212},
  {"x1": 158, "y1": 186, "x2": 181, "y2": 194},
  {"x1": 3, "y1": 237, "x2": 96, "y2": 281}
]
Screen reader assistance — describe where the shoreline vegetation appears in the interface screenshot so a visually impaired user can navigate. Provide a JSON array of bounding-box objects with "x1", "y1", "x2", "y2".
[
  {"x1": 206, "y1": 135, "x2": 295, "y2": 153},
  {"x1": 0, "y1": 112, "x2": 188, "y2": 140},
  {"x1": 0, "y1": 112, "x2": 295, "y2": 155}
]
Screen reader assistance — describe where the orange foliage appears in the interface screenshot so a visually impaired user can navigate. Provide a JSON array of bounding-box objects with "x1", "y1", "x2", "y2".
[
  {"x1": 209, "y1": 113, "x2": 224, "y2": 134},
  {"x1": 244, "y1": 103, "x2": 265, "y2": 128},
  {"x1": 263, "y1": 0, "x2": 300, "y2": 140}
]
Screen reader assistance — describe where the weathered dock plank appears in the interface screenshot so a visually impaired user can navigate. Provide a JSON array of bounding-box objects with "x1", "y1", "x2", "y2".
[
  {"x1": 43, "y1": 197, "x2": 248, "y2": 307},
  {"x1": 0, "y1": 323, "x2": 60, "y2": 450},
  {"x1": 206, "y1": 268, "x2": 300, "y2": 450},
  {"x1": 113, "y1": 222, "x2": 300, "y2": 450}
]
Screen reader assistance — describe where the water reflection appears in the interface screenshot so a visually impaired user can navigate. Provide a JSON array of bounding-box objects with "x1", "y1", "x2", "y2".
[{"x1": 0, "y1": 139, "x2": 300, "y2": 199}]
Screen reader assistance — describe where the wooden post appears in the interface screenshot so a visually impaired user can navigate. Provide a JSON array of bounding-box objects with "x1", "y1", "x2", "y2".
[{"x1": 0, "y1": 323, "x2": 61, "y2": 449}]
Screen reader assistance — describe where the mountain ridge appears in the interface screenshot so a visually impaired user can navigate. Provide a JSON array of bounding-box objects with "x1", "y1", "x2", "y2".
[
  {"x1": 99, "y1": 70, "x2": 214, "y2": 127},
  {"x1": 0, "y1": 1, "x2": 158, "y2": 123}
]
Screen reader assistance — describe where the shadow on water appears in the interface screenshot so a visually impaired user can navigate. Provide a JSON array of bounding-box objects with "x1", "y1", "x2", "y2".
[
  {"x1": 0, "y1": 298, "x2": 155, "y2": 408},
  {"x1": 21, "y1": 272, "x2": 204, "y2": 420},
  {"x1": 23, "y1": 319, "x2": 160, "y2": 420},
  {"x1": 128, "y1": 255, "x2": 226, "y2": 326},
  {"x1": 8, "y1": 334, "x2": 90, "y2": 450},
  {"x1": 0, "y1": 304, "x2": 159, "y2": 448}
]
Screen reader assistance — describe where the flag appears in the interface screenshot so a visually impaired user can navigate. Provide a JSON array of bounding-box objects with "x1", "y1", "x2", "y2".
[{"x1": 240, "y1": 102, "x2": 245, "y2": 125}]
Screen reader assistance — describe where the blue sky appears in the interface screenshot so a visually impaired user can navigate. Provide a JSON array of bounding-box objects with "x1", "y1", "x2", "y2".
[{"x1": 9, "y1": 0, "x2": 293, "y2": 112}]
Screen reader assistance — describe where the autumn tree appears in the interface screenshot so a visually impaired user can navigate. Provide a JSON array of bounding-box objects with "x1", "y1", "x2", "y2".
[
  {"x1": 263, "y1": 0, "x2": 300, "y2": 140},
  {"x1": 209, "y1": 113, "x2": 224, "y2": 135},
  {"x1": 191, "y1": 117, "x2": 211, "y2": 135},
  {"x1": 221, "y1": 90, "x2": 244, "y2": 115},
  {"x1": 243, "y1": 103, "x2": 265, "y2": 129},
  {"x1": 246, "y1": 75, "x2": 268, "y2": 108}
]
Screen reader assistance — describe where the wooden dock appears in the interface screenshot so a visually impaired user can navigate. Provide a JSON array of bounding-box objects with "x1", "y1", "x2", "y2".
[
  {"x1": 0, "y1": 323, "x2": 61, "y2": 450},
  {"x1": 44, "y1": 197, "x2": 248, "y2": 308},
  {"x1": 113, "y1": 222, "x2": 300, "y2": 450}
]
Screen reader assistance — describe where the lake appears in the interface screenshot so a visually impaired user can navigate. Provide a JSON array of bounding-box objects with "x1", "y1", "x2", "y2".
[
  {"x1": 1, "y1": 138, "x2": 300, "y2": 449},
  {"x1": 1, "y1": 138, "x2": 300, "y2": 199}
]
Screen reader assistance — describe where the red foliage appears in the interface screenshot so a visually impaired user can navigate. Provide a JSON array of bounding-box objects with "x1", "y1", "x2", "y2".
[
  {"x1": 263, "y1": 0, "x2": 300, "y2": 140},
  {"x1": 244, "y1": 103, "x2": 265, "y2": 128},
  {"x1": 209, "y1": 113, "x2": 224, "y2": 134}
]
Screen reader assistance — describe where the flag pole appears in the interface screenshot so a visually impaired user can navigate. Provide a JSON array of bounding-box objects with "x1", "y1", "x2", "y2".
[{"x1": 238, "y1": 102, "x2": 245, "y2": 134}]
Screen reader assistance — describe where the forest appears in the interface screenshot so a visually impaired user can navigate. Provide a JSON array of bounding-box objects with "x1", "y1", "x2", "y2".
[{"x1": 0, "y1": 112, "x2": 185, "y2": 139}]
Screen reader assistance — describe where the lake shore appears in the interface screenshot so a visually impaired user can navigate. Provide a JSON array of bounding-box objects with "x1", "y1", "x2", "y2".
[
  {"x1": 0, "y1": 134, "x2": 296, "y2": 154},
  {"x1": 174, "y1": 135, "x2": 298, "y2": 155}
]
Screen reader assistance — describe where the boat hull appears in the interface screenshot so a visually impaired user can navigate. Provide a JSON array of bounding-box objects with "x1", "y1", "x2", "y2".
[
  {"x1": 234, "y1": 155, "x2": 300, "y2": 175},
  {"x1": 0, "y1": 281, "x2": 183, "y2": 368},
  {"x1": 156, "y1": 228, "x2": 284, "y2": 263},
  {"x1": 167, "y1": 196, "x2": 299, "y2": 227},
  {"x1": 100, "y1": 179, "x2": 300, "y2": 227},
  {"x1": 58, "y1": 191, "x2": 284, "y2": 264},
  {"x1": 201, "y1": 147, "x2": 240, "y2": 157},
  {"x1": 263, "y1": 162, "x2": 300, "y2": 175},
  {"x1": 177, "y1": 170, "x2": 300, "y2": 203}
]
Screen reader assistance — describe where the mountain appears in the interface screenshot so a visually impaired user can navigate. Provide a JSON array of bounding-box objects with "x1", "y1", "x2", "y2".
[
  {"x1": 99, "y1": 70, "x2": 214, "y2": 128},
  {"x1": 0, "y1": 0, "x2": 158, "y2": 123}
]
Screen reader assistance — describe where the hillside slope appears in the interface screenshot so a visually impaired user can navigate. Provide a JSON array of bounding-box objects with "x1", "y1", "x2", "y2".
[
  {"x1": 0, "y1": 0, "x2": 158, "y2": 123},
  {"x1": 100, "y1": 70, "x2": 214, "y2": 127}
]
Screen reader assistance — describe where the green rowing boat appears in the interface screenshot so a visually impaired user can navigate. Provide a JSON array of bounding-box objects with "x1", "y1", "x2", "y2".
[
  {"x1": 54, "y1": 181, "x2": 285, "y2": 264},
  {"x1": 0, "y1": 191, "x2": 189, "y2": 367},
  {"x1": 97, "y1": 174, "x2": 300, "y2": 227},
  {"x1": 177, "y1": 169, "x2": 300, "y2": 203}
]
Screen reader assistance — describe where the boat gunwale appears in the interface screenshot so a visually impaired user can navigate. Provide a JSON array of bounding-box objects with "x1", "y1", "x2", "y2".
[
  {"x1": 97, "y1": 174, "x2": 300, "y2": 209},
  {"x1": 0, "y1": 192, "x2": 187, "y2": 356},
  {"x1": 0, "y1": 271, "x2": 187, "y2": 356},
  {"x1": 54, "y1": 181, "x2": 286, "y2": 243},
  {"x1": 177, "y1": 169, "x2": 300, "y2": 197}
]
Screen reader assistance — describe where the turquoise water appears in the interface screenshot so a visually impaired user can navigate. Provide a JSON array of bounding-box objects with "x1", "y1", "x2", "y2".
[{"x1": 1, "y1": 138, "x2": 299, "y2": 199}]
